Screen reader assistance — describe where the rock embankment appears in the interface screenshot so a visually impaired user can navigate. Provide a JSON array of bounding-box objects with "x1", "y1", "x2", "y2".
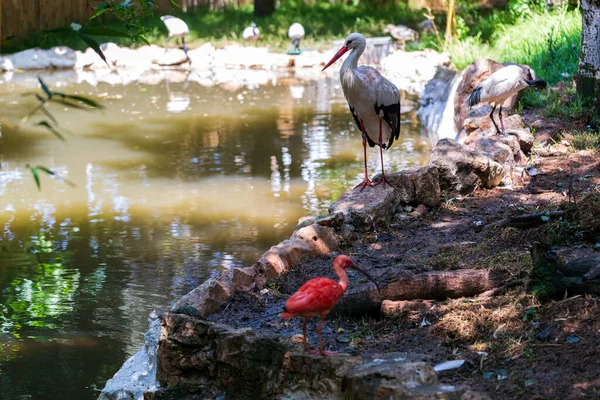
[
  {"x1": 99, "y1": 57, "x2": 537, "y2": 400},
  {"x1": 0, "y1": 43, "x2": 450, "y2": 95}
]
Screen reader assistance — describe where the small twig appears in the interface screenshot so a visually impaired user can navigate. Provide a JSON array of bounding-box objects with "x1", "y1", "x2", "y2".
[{"x1": 554, "y1": 294, "x2": 582, "y2": 305}]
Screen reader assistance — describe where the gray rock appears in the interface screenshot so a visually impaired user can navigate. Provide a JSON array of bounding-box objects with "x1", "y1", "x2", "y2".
[
  {"x1": 429, "y1": 138, "x2": 504, "y2": 196},
  {"x1": 0, "y1": 47, "x2": 77, "y2": 71},
  {"x1": 381, "y1": 49, "x2": 452, "y2": 94},
  {"x1": 171, "y1": 278, "x2": 231, "y2": 317},
  {"x1": 99, "y1": 310, "x2": 162, "y2": 400},
  {"x1": 506, "y1": 128, "x2": 535, "y2": 154}
]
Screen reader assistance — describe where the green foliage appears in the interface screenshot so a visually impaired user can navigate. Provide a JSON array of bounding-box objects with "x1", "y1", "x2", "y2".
[{"x1": 5, "y1": 1, "x2": 423, "y2": 53}]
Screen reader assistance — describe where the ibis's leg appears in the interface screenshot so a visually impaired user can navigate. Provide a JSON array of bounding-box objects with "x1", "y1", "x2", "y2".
[
  {"x1": 489, "y1": 105, "x2": 500, "y2": 134},
  {"x1": 499, "y1": 105, "x2": 506, "y2": 134},
  {"x1": 165, "y1": 35, "x2": 171, "y2": 52},
  {"x1": 302, "y1": 318, "x2": 311, "y2": 352},
  {"x1": 354, "y1": 119, "x2": 374, "y2": 192},
  {"x1": 374, "y1": 118, "x2": 394, "y2": 188},
  {"x1": 317, "y1": 316, "x2": 336, "y2": 356}
]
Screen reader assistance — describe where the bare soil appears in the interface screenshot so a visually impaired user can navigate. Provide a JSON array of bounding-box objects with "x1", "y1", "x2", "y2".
[{"x1": 209, "y1": 127, "x2": 600, "y2": 399}]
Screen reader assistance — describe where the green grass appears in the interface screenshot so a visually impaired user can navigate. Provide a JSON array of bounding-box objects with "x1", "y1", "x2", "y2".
[
  {"x1": 570, "y1": 130, "x2": 600, "y2": 150},
  {"x1": 447, "y1": 7, "x2": 581, "y2": 84},
  {"x1": 2, "y1": 1, "x2": 427, "y2": 54}
]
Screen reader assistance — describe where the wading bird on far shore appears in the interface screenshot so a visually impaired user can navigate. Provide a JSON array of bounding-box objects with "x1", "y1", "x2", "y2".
[
  {"x1": 242, "y1": 23, "x2": 260, "y2": 41},
  {"x1": 281, "y1": 255, "x2": 379, "y2": 356},
  {"x1": 288, "y1": 22, "x2": 305, "y2": 53},
  {"x1": 322, "y1": 33, "x2": 401, "y2": 191},
  {"x1": 160, "y1": 15, "x2": 190, "y2": 59},
  {"x1": 467, "y1": 65, "x2": 547, "y2": 134}
]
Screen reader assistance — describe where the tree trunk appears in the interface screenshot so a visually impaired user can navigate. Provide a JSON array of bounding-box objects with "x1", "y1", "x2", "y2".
[
  {"x1": 576, "y1": 0, "x2": 600, "y2": 110},
  {"x1": 332, "y1": 266, "x2": 504, "y2": 316},
  {"x1": 254, "y1": 0, "x2": 275, "y2": 16}
]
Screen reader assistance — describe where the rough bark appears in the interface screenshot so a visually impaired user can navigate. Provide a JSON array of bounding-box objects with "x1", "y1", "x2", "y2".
[
  {"x1": 254, "y1": 0, "x2": 275, "y2": 16},
  {"x1": 333, "y1": 266, "x2": 502, "y2": 316},
  {"x1": 576, "y1": 0, "x2": 600, "y2": 109}
]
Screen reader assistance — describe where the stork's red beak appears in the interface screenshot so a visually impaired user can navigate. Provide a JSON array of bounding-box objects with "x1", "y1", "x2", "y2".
[{"x1": 322, "y1": 46, "x2": 349, "y2": 71}]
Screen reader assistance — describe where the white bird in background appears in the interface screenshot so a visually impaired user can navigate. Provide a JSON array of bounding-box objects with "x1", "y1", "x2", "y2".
[
  {"x1": 160, "y1": 15, "x2": 190, "y2": 59},
  {"x1": 242, "y1": 23, "x2": 260, "y2": 41},
  {"x1": 288, "y1": 22, "x2": 305, "y2": 52},
  {"x1": 467, "y1": 65, "x2": 547, "y2": 134},
  {"x1": 383, "y1": 24, "x2": 418, "y2": 46},
  {"x1": 322, "y1": 33, "x2": 401, "y2": 191}
]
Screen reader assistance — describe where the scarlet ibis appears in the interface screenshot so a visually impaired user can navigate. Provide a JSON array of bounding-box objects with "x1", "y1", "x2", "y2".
[
  {"x1": 322, "y1": 33, "x2": 401, "y2": 191},
  {"x1": 160, "y1": 15, "x2": 190, "y2": 57},
  {"x1": 281, "y1": 255, "x2": 379, "y2": 356},
  {"x1": 467, "y1": 65, "x2": 547, "y2": 134},
  {"x1": 242, "y1": 23, "x2": 260, "y2": 41},
  {"x1": 288, "y1": 23, "x2": 305, "y2": 52}
]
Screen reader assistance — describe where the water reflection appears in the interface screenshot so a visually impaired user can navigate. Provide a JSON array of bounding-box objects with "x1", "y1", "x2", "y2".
[{"x1": 0, "y1": 72, "x2": 429, "y2": 399}]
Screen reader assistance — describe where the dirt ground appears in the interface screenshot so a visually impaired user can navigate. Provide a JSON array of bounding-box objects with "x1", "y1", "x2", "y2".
[{"x1": 209, "y1": 121, "x2": 600, "y2": 399}]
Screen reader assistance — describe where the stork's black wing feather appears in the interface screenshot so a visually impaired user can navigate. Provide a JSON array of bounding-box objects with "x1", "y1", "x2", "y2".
[
  {"x1": 374, "y1": 80, "x2": 401, "y2": 149},
  {"x1": 349, "y1": 105, "x2": 376, "y2": 147}
]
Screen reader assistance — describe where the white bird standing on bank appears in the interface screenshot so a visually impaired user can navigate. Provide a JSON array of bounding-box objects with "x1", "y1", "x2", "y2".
[
  {"x1": 322, "y1": 33, "x2": 401, "y2": 191},
  {"x1": 242, "y1": 23, "x2": 260, "y2": 41},
  {"x1": 467, "y1": 65, "x2": 547, "y2": 134},
  {"x1": 160, "y1": 15, "x2": 190, "y2": 61},
  {"x1": 383, "y1": 24, "x2": 418, "y2": 46},
  {"x1": 288, "y1": 23, "x2": 305, "y2": 52}
]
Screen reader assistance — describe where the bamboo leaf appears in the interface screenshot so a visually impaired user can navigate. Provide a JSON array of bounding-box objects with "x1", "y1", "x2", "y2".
[
  {"x1": 37, "y1": 77, "x2": 52, "y2": 99},
  {"x1": 49, "y1": 98, "x2": 94, "y2": 111},
  {"x1": 19, "y1": 98, "x2": 47, "y2": 127},
  {"x1": 53, "y1": 92, "x2": 104, "y2": 109},
  {"x1": 28, "y1": 166, "x2": 41, "y2": 191},
  {"x1": 36, "y1": 121, "x2": 66, "y2": 142},
  {"x1": 38, "y1": 103, "x2": 59, "y2": 125},
  {"x1": 76, "y1": 31, "x2": 110, "y2": 67},
  {"x1": 34, "y1": 166, "x2": 56, "y2": 176},
  {"x1": 89, "y1": 8, "x2": 110, "y2": 20}
]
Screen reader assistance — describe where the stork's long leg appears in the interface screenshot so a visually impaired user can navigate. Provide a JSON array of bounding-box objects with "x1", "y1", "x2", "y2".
[
  {"x1": 498, "y1": 105, "x2": 506, "y2": 134},
  {"x1": 165, "y1": 35, "x2": 172, "y2": 53},
  {"x1": 374, "y1": 118, "x2": 394, "y2": 188},
  {"x1": 354, "y1": 119, "x2": 374, "y2": 192},
  {"x1": 489, "y1": 105, "x2": 500, "y2": 134}
]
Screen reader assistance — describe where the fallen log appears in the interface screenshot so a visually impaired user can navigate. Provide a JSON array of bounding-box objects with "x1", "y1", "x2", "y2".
[
  {"x1": 497, "y1": 210, "x2": 566, "y2": 229},
  {"x1": 333, "y1": 265, "x2": 504, "y2": 316}
]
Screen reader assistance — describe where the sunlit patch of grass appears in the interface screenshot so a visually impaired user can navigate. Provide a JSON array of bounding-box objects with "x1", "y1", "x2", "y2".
[
  {"x1": 428, "y1": 242, "x2": 532, "y2": 278},
  {"x1": 429, "y1": 295, "x2": 534, "y2": 344},
  {"x1": 569, "y1": 130, "x2": 600, "y2": 151}
]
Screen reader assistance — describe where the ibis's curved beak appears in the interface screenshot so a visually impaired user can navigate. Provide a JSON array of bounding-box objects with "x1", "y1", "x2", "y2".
[
  {"x1": 350, "y1": 263, "x2": 380, "y2": 292},
  {"x1": 322, "y1": 46, "x2": 349, "y2": 71}
]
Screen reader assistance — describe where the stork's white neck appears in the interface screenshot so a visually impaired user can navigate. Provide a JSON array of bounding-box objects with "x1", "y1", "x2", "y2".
[{"x1": 339, "y1": 43, "x2": 365, "y2": 92}]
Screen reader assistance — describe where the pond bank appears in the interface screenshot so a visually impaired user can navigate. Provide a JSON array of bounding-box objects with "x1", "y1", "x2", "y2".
[
  {"x1": 0, "y1": 43, "x2": 450, "y2": 95},
  {"x1": 101, "y1": 58, "x2": 600, "y2": 399}
]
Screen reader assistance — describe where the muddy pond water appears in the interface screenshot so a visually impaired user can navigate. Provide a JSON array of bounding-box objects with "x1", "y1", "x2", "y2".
[{"x1": 0, "y1": 69, "x2": 430, "y2": 399}]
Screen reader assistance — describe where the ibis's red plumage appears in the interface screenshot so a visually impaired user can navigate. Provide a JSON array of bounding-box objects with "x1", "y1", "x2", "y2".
[
  {"x1": 283, "y1": 277, "x2": 344, "y2": 319},
  {"x1": 280, "y1": 255, "x2": 377, "y2": 356}
]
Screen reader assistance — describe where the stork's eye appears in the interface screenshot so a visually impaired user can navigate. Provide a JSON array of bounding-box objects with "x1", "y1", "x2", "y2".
[{"x1": 347, "y1": 40, "x2": 353, "y2": 45}]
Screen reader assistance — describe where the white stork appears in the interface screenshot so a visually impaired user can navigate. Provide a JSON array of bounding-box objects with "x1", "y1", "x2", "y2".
[
  {"x1": 242, "y1": 23, "x2": 260, "y2": 41},
  {"x1": 322, "y1": 33, "x2": 401, "y2": 191},
  {"x1": 160, "y1": 15, "x2": 190, "y2": 60},
  {"x1": 383, "y1": 24, "x2": 418, "y2": 47},
  {"x1": 288, "y1": 23, "x2": 305, "y2": 52},
  {"x1": 467, "y1": 65, "x2": 547, "y2": 134}
]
